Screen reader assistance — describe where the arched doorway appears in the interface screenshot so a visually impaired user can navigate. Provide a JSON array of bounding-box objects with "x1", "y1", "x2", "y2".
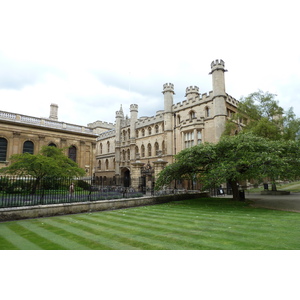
[{"x1": 121, "y1": 168, "x2": 131, "y2": 187}]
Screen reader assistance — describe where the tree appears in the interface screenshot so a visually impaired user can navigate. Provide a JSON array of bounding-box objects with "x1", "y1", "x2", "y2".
[
  {"x1": 155, "y1": 133, "x2": 300, "y2": 200},
  {"x1": 226, "y1": 90, "x2": 300, "y2": 141},
  {"x1": 0, "y1": 146, "x2": 86, "y2": 194}
]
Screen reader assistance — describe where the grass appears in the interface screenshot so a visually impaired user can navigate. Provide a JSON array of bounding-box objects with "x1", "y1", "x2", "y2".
[
  {"x1": 0, "y1": 197, "x2": 299, "y2": 250},
  {"x1": 245, "y1": 180, "x2": 300, "y2": 193}
]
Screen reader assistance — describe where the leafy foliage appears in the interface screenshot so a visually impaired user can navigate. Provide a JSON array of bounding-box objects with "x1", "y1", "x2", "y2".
[
  {"x1": 155, "y1": 133, "x2": 300, "y2": 200},
  {"x1": 226, "y1": 90, "x2": 300, "y2": 140},
  {"x1": 0, "y1": 146, "x2": 85, "y2": 194}
]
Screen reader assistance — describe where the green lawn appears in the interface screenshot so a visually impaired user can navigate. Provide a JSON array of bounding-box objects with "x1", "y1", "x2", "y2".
[{"x1": 0, "y1": 198, "x2": 299, "y2": 250}]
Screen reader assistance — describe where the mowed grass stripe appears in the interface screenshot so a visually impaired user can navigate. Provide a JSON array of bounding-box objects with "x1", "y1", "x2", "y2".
[
  {"x1": 16, "y1": 221, "x2": 90, "y2": 250},
  {"x1": 75, "y1": 214, "x2": 215, "y2": 250},
  {"x1": 89, "y1": 209, "x2": 298, "y2": 249},
  {"x1": 74, "y1": 215, "x2": 165, "y2": 250},
  {"x1": 53, "y1": 216, "x2": 192, "y2": 250},
  {"x1": 83, "y1": 212, "x2": 227, "y2": 250},
  {"x1": 41, "y1": 218, "x2": 138, "y2": 250},
  {"x1": 0, "y1": 225, "x2": 43, "y2": 250},
  {"x1": 34, "y1": 219, "x2": 111, "y2": 250}
]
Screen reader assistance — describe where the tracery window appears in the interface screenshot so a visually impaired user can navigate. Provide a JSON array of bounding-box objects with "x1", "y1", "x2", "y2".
[
  {"x1": 141, "y1": 145, "x2": 145, "y2": 157},
  {"x1": 184, "y1": 132, "x2": 194, "y2": 148},
  {"x1": 154, "y1": 142, "x2": 159, "y2": 156},
  {"x1": 148, "y1": 143, "x2": 152, "y2": 157}
]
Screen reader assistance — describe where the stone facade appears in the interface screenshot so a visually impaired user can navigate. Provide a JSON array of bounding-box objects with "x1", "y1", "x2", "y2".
[
  {"x1": 0, "y1": 59, "x2": 240, "y2": 187},
  {"x1": 95, "y1": 60, "x2": 240, "y2": 190},
  {"x1": 0, "y1": 108, "x2": 114, "y2": 176}
]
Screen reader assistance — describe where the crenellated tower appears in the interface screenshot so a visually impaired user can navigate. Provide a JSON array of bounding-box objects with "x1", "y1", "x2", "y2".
[
  {"x1": 162, "y1": 83, "x2": 175, "y2": 156},
  {"x1": 209, "y1": 59, "x2": 228, "y2": 141},
  {"x1": 115, "y1": 105, "x2": 124, "y2": 175},
  {"x1": 185, "y1": 86, "x2": 200, "y2": 100},
  {"x1": 129, "y1": 104, "x2": 138, "y2": 160}
]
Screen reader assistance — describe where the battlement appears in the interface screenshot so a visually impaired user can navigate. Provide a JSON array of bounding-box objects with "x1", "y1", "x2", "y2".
[
  {"x1": 87, "y1": 120, "x2": 115, "y2": 129},
  {"x1": 185, "y1": 86, "x2": 200, "y2": 97},
  {"x1": 115, "y1": 110, "x2": 124, "y2": 118},
  {"x1": 162, "y1": 83, "x2": 174, "y2": 93},
  {"x1": 130, "y1": 104, "x2": 138, "y2": 111},
  {"x1": 211, "y1": 59, "x2": 225, "y2": 68}
]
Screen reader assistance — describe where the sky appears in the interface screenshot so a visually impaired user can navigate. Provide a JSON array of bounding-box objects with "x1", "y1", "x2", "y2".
[{"x1": 0, "y1": 0, "x2": 300, "y2": 126}]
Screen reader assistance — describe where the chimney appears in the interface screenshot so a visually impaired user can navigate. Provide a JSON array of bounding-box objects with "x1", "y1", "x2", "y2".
[{"x1": 49, "y1": 103, "x2": 58, "y2": 121}]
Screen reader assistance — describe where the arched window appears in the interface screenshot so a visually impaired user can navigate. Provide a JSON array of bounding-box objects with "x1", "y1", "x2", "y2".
[
  {"x1": 142, "y1": 129, "x2": 145, "y2": 137},
  {"x1": 23, "y1": 141, "x2": 34, "y2": 154},
  {"x1": 141, "y1": 145, "x2": 145, "y2": 157},
  {"x1": 135, "y1": 146, "x2": 139, "y2": 159},
  {"x1": 155, "y1": 125, "x2": 159, "y2": 134},
  {"x1": 105, "y1": 159, "x2": 109, "y2": 170},
  {"x1": 128, "y1": 129, "x2": 130, "y2": 139},
  {"x1": 177, "y1": 115, "x2": 181, "y2": 124},
  {"x1": 148, "y1": 127, "x2": 152, "y2": 135},
  {"x1": 100, "y1": 143, "x2": 103, "y2": 154},
  {"x1": 122, "y1": 149, "x2": 126, "y2": 161},
  {"x1": 98, "y1": 160, "x2": 101, "y2": 170},
  {"x1": 48, "y1": 143, "x2": 57, "y2": 147},
  {"x1": 136, "y1": 130, "x2": 139, "y2": 138},
  {"x1": 68, "y1": 146, "x2": 77, "y2": 162},
  {"x1": 0, "y1": 138, "x2": 8, "y2": 161},
  {"x1": 147, "y1": 143, "x2": 152, "y2": 157},
  {"x1": 154, "y1": 142, "x2": 159, "y2": 156},
  {"x1": 189, "y1": 110, "x2": 196, "y2": 121},
  {"x1": 127, "y1": 149, "x2": 130, "y2": 160},
  {"x1": 107, "y1": 141, "x2": 110, "y2": 153},
  {"x1": 162, "y1": 141, "x2": 165, "y2": 155},
  {"x1": 205, "y1": 107, "x2": 210, "y2": 118}
]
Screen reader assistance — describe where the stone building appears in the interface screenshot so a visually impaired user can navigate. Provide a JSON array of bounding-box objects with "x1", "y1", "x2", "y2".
[
  {"x1": 94, "y1": 59, "x2": 240, "y2": 190},
  {"x1": 0, "y1": 59, "x2": 240, "y2": 189},
  {"x1": 0, "y1": 104, "x2": 114, "y2": 176}
]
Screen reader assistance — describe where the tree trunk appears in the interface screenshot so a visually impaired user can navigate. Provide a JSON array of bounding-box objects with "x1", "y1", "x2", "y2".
[
  {"x1": 229, "y1": 180, "x2": 240, "y2": 201},
  {"x1": 31, "y1": 177, "x2": 40, "y2": 195}
]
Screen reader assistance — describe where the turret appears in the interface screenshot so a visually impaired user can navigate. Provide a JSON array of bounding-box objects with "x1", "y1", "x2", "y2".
[
  {"x1": 209, "y1": 59, "x2": 227, "y2": 97},
  {"x1": 162, "y1": 83, "x2": 175, "y2": 113},
  {"x1": 209, "y1": 59, "x2": 228, "y2": 142},
  {"x1": 185, "y1": 86, "x2": 200, "y2": 100},
  {"x1": 130, "y1": 104, "x2": 138, "y2": 139},
  {"x1": 115, "y1": 105, "x2": 124, "y2": 143}
]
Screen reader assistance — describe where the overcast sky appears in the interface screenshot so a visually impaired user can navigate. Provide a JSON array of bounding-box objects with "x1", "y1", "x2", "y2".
[{"x1": 0, "y1": 0, "x2": 299, "y2": 126}]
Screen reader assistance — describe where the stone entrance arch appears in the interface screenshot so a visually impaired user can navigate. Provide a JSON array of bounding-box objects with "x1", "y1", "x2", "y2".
[{"x1": 121, "y1": 168, "x2": 131, "y2": 187}]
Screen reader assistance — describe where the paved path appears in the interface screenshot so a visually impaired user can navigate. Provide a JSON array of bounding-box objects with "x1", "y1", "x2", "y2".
[
  {"x1": 219, "y1": 192, "x2": 300, "y2": 213},
  {"x1": 246, "y1": 193, "x2": 300, "y2": 213}
]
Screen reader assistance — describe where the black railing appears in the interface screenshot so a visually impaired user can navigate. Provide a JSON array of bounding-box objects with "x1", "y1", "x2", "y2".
[{"x1": 0, "y1": 176, "x2": 143, "y2": 208}]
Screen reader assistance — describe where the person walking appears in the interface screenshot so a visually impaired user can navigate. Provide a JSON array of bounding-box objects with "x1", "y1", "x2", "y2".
[{"x1": 69, "y1": 182, "x2": 75, "y2": 198}]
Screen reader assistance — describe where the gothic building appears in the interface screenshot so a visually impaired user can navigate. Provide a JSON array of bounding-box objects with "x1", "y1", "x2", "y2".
[
  {"x1": 94, "y1": 59, "x2": 240, "y2": 190},
  {"x1": 0, "y1": 59, "x2": 240, "y2": 190}
]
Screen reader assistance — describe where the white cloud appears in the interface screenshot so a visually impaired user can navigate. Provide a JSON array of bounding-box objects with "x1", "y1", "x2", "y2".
[{"x1": 0, "y1": 0, "x2": 300, "y2": 125}]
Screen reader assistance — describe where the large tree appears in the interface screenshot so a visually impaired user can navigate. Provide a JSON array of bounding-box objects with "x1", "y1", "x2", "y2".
[
  {"x1": 225, "y1": 90, "x2": 300, "y2": 141},
  {"x1": 155, "y1": 133, "x2": 300, "y2": 200},
  {"x1": 0, "y1": 146, "x2": 85, "y2": 194}
]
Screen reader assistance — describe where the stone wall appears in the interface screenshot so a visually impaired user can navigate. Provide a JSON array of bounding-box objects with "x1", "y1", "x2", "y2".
[{"x1": 0, "y1": 193, "x2": 208, "y2": 222}]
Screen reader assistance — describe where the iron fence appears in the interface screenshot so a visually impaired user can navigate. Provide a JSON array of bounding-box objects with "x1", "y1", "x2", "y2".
[{"x1": 0, "y1": 176, "x2": 143, "y2": 209}]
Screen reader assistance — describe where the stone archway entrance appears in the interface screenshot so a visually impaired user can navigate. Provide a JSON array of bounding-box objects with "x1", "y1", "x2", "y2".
[{"x1": 121, "y1": 168, "x2": 131, "y2": 187}]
